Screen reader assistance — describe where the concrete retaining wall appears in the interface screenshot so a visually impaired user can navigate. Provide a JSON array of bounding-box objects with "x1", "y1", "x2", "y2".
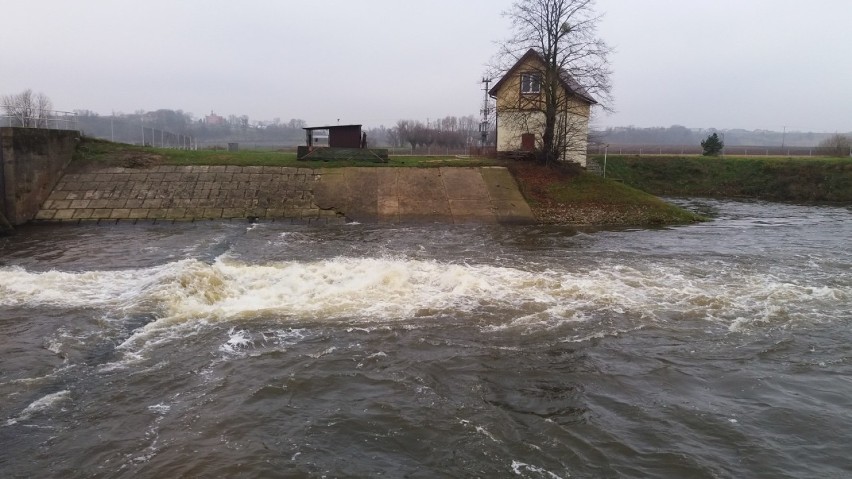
[
  {"x1": 35, "y1": 165, "x2": 534, "y2": 225},
  {"x1": 1, "y1": 127, "x2": 78, "y2": 226}
]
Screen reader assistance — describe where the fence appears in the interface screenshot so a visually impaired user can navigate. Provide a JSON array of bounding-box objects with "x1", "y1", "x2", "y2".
[
  {"x1": 191, "y1": 143, "x2": 481, "y2": 156},
  {"x1": 387, "y1": 146, "x2": 479, "y2": 156},
  {"x1": 588, "y1": 144, "x2": 827, "y2": 157},
  {"x1": 75, "y1": 115, "x2": 196, "y2": 150},
  {"x1": 140, "y1": 126, "x2": 195, "y2": 150},
  {"x1": 1, "y1": 110, "x2": 78, "y2": 130}
]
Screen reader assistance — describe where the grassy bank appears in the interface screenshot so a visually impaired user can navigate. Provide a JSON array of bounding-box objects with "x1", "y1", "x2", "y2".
[
  {"x1": 508, "y1": 162, "x2": 704, "y2": 225},
  {"x1": 71, "y1": 138, "x2": 497, "y2": 170},
  {"x1": 591, "y1": 155, "x2": 852, "y2": 202}
]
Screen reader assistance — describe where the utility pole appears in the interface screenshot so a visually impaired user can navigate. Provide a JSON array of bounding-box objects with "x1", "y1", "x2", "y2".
[
  {"x1": 480, "y1": 77, "x2": 491, "y2": 149},
  {"x1": 781, "y1": 125, "x2": 787, "y2": 150}
]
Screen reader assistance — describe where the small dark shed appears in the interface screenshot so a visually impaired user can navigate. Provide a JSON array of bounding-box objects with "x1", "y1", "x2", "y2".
[
  {"x1": 297, "y1": 123, "x2": 388, "y2": 162},
  {"x1": 304, "y1": 125, "x2": 362, "y2": 149}
]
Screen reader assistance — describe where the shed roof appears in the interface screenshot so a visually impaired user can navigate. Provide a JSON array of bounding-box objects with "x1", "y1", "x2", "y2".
[
  {"x1": 303, "y1": 124, "x2": 362, "y2": 131},
  {"x1": 488, "y1": 49, "x2": 597, "y2": 105}
]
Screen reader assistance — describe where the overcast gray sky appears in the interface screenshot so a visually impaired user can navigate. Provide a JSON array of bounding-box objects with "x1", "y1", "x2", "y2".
[{"x1": 2, "y1": 0, "x2": 850, "y2": 132}]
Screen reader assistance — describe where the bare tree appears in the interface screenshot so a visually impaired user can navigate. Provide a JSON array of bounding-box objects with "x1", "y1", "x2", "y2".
[
  {"x1": 817, "y1": 133, "x2": 851, "y2": 157},
  {"x1": 389, "y1": 117, "x2": 487, "y2": 150},
  {"x1": 2, "y1": 89, "x2": 35, "y2": 127},
  {"x1": 386, "y1": 125, "x2": 402, "y2": 147},
  {"x1": 34, "y1": 92, "x2": 53, "y2": 127},
  {"x1": 493, "y1": 0, "x2": 612, "y2": 165},
  {"x1": 287, "y1": 118, "x2": 307, "y2": 129},
  {"x1": 1, "y1": 89, "x2": 53, "y2": 127}
]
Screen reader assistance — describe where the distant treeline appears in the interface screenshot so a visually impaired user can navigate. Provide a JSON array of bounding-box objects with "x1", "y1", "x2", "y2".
[
  {"x1": 593, "y1": 125, "x2": 851, "y2": 148},
  {"x1": 75, "y1": 109, "x2": 306, "y2": 147},
  {"x1": 73, "y1": 109, "x2": 492, "y2": 149},
  {"x1": 73, "y1": 109, "x2": 845, "y2": 150},
  {"x1": 382, "y1": 118, "x2": 493, "y2": 149}
]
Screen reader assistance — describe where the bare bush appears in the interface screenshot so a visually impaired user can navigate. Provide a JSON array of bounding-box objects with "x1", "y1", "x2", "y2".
[
  {"x1": 1, "y1": 89, "x2": 53, "y2": 127},
  {"x1": 817, "y1": 134, "x2": 851, "y2": 157}
]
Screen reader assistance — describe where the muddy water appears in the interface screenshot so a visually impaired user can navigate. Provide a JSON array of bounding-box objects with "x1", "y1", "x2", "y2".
[{"x1": 1, "y1": 199, "x2": 851, "y2": 478}]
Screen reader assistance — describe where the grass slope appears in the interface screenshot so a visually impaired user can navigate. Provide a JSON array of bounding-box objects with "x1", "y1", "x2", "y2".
[
  {"x1": 508, "y1": 162, "x2": 704, "y2": 225},
  {"x1": 593, "y1": 155, "x2": 852, "y2": 202}
]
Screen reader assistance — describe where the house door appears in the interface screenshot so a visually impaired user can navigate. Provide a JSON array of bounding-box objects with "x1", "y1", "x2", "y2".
[{"x1": 521, "y1": 133, "x2": 535, "y2": 151}]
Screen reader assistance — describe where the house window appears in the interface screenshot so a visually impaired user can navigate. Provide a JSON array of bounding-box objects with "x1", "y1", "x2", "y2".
[{"x1": 521, "y1": 73, "x2": 541, "y2": 94}]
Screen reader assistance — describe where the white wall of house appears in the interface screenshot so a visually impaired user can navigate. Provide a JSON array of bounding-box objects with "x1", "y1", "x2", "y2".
[
  {"x1": 496, "y1": 108, "x2": 590, "y2": 167},
  {"x1": 559, "y1": 101, "x2": 591, "y2": 167},
  {"x1": 496, "y1": 110, "x2": 542, "y2": 151}
]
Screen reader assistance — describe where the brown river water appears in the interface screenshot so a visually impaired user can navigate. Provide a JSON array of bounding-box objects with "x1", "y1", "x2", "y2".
[{"x1": 1, "y1": 199, "x2": 851, "y2": 478}]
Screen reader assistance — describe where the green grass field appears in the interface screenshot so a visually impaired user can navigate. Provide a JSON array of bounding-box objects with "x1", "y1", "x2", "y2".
[
  {"x1": 591, "y1": 155, "x2": 852, "y2": 202},
  {"x1": 73, "y1": 138, "x2": 498, "y2": 169}
]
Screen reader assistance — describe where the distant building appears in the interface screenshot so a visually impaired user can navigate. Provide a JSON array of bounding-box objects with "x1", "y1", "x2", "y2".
[
  {"x1": 489, "y1": 49, "x2": 596, "y2": 166},
  {"x1": 205, "y1": 111, "x2": 225, "y2": 126}
]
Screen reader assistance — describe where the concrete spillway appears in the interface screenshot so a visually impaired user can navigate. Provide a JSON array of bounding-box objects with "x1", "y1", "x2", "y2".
[{"x1": 35, "y1": 165, "x2": 534, "y2": 225}]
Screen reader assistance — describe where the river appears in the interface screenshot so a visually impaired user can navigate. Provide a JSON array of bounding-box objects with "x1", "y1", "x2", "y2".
[{"x1": 1, "y1": 199, "x2": 850, "y2": 478}]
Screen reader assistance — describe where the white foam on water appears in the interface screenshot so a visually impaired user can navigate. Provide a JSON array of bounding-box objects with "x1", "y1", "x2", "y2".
[
  {"x1": 5, "y1": 390, "x2": 70, "y2": 426},
  {"x1": 44, "y1": 337, "x2": 63, "y2": 356},
  {"x1": 476, "y1": 425, "x2": 500, "y2": 443},
  {"x1": 0, "y1": 267, "x2": 115, "y2": 307},
  {"x1": 0, "y1": 261, "x2": 197, "y2": 308},
  {"x1": 121, "y1": 256, "x2": 553, "y2": 337},
  {"x1": 219, "y1": 328, "x2": 253, "y2": 355},
  {"x1": 3, "y1": 256, "x2": 849, "y2": 350},
  {"x1": 511, "y1": 460, "x2": 566, "y2": 479},
  {"x1": 147, "y1": 403, "x2": 171, "y2": 414},
  {"x1": 0, "y1": 365, "x2": 77, "y2": 388},
  {"x1": 458, "y1": 418, "x2": 502, "y2": 443},
  {"x1": 356, "y1": 351, "x2": 388, "y2": 369},
  {"x1": 97, "y1": 351, "x2": 147, "y2": 373},
  {"x1": 559, "y1": 325, "x2": 646, "y2": 344},
  {"x1": 308, "y1": 346, "x2": 338, "y2": 359}
]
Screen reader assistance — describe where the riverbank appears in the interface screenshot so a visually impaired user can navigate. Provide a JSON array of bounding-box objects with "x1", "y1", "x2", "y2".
[
  {"x1": 591, "y1": 155, "x2": 852, "y2": 202},
  {"x1": 60, "y1": 139, "x2": 699, "y2": 226},
  {"x1": 507, "y1": 161, "x2": 704, "y2": 225}
]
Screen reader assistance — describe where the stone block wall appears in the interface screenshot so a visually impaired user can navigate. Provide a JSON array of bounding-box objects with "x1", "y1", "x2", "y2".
[
  {"x1": 36, "y1": 165, "x2": 340, "y2": 223},
  {"x1": 34, "y1": 166, "x2": 535, "y2": 225}
]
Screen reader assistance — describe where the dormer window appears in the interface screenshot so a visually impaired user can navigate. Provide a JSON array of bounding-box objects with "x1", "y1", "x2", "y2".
[{"x1": 521, "y1": 73, "x2": 541, "y2": 94}]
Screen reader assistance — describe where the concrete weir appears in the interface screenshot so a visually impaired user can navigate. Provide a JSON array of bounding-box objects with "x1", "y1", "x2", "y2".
[{"x1": 35, "y1": 165, "x2": 534, "y2": 225}]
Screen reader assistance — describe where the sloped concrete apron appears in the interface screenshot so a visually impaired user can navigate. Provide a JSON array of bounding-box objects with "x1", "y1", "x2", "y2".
[
  {"x1": 35, "y1": 166, "x2": 534, "y2": 224},
  {"x1": 313, "y1": 167, "x2": 533, "y2": 224}
]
